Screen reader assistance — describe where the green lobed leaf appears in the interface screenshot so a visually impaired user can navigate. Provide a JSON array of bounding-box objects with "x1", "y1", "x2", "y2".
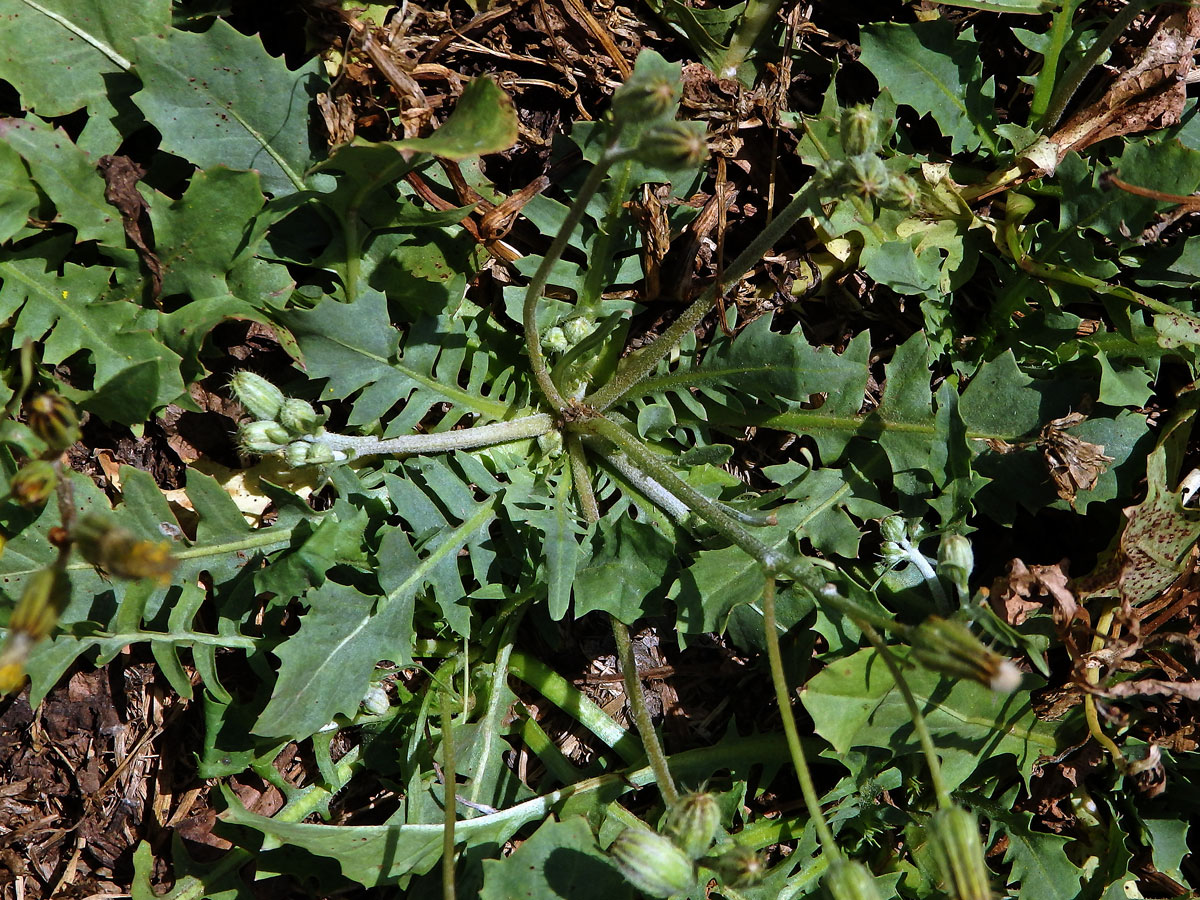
[
  {"x1": 0, "y1": 117, "x2": 128, "y2": 245},
  {"x1": 859, "y1": 20, "x2": 998, "y2": 155},
  {"x1": 0, "y1": 0, "x2": 168, "y2": 116},
  {"x1": 0, "y1": 140, "x2": 39, "y2": 244},
  {"x1": 803, "y1": 647, "x2": 1060, "y2": 789},
  {"x1": 0, "y1": 255, "x2": 184, "y2": 420},
  {"x1": 574, "y1": 513, "x2": 675, "y2": 623},
  {"x1": 149, "y1": 165, "x2": 266, "y2": 300},
  {"x1": 132, "y1": 18, "x2": 325, "y2": 195},
  {"x1": 253, "y1": 581, "x2": 414, "y2": 740}
]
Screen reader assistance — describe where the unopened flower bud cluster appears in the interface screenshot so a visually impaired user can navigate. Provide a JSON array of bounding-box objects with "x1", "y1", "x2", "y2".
[
  {"x1": 231, "y1": 371, "x2": 344, "y2": 465},
  {"x1": 816, "y1": 105, "x2": 918, "y2": 209},
  {"x1": 608, "y1": 791, "x2": 764, "y2": 896}
]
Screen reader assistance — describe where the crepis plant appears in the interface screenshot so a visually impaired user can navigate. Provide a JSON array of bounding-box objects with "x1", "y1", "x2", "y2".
[{"x1": 226, "y1": 50, "x2": 1016, "y2": 898}]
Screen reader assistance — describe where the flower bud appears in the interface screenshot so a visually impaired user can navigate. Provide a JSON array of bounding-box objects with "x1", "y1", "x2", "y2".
[
  {"x1": 609, "y1": 829, "x2": 695, "y2": 897},
  {"x1": 304, "y1": 442, "x2": 335, "y2": 466},
  {"x1": 563, "y1": 317, "x2": 594, "y2": 345},
  {"x1": 230, "y1": 371, "x2": 285, "y2": 421},
  {"x1": 9, "y1": 460, "x2": 57, "y2": 508},
  {"x1": 663, "y1": 791, "x2": 720, "y2": 859},
  {"x1": 542, "y1": 326, "x2": 568, "y2": 354},
  {"x1": 26, "y1": 393, "x2": 80, "y2": 451},
  {"x1": 362, "y1": 682, "x2": 390, "y2": 716},
  {"x1": 883, "y1": 172, "x2": 920, "y2": 208},
  {"x1": 0, "y1": 632, "x2": 33, "y2": 694},
  {"x1": 708, "y1": 844, "x2": 765, "y2": 887},
  {"x1": 8, "y1": 564, "x2": 71, "y2": 642},
  {"x1": 278, "y1": 398, "x2": 322, "y2": 435},
  {"x1": 840, "y1": 105, "x2": 880, "y2": 156},
  {"x1": 73, "y1": 513, "x2": 177, "y2": 585},
  {"x1": 611, "y1": 55, "x2": 680, "y2": 122},
  {"x1": 823, "y1": 859, "x2": 883, "y2": 900},
  {"x1": 284, "y1": 441, "x2": 311, "y2": 468},
  {"x1": 910, "y1": 616, "x2": 1021, "y2": 693},
  {"x1": 635, "y1": 122, "x2": 708, "y2": 171},
  {"x1": 880, "y1": 516, "x2": 907, "y2": 544},
  {"x1": 927, "y1": 805, "x2": 992, "y2": 900},
  {"x1": 937, "y1": 534, "x2": 974, "y2": 596},
  {"x1": 844, "y1": 154, "x2": 891, "y2": 200},
  {"x1": 238, "y1": 420, "x2": 291, "y2": 455}
]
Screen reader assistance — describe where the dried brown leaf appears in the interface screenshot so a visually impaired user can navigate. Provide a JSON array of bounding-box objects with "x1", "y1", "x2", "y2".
[{"x1": 1049, "y1": 5, "x2": 1200, "y2": 160}]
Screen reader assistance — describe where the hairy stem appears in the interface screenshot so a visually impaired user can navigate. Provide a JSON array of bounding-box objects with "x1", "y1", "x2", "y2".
[
  {"x1": 611, "y1": 617, "x2": 680, "y2": 805},
  {"x1": 523, "y1": 137, "x2": 630, "y2": 412},
  {"x1": 585, "y1": 181, "x2": 819, "y2": 412},
  {"x1": 761, "y1": 575, "x2": 839, "y2": 856},
  {"x1": 310, "y1": 413, "x2": 553, "y2": 457},
  {"x1": 573, "y1": 416, "x2": 786, "y2": 570},
  {"x1": 858, "y1": 622, "x2": 951, "y2": 808}
]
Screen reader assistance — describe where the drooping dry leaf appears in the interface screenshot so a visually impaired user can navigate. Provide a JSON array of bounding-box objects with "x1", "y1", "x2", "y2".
[
  {"x1": 1038, "y1": 412, "x2": 1114, "y2": 506},
  {"x1": 990, "y1": 557, "x2": 1076, "y2": 626},
  {"x1": 1048, "y1": 5, "x2": 1200, "y2": 162}
]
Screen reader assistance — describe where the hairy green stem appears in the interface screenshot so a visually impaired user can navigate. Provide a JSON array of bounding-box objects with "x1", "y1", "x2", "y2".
[
  {"x1": 440, "y1": 690, "x2": 458, "y2": 900},
  {"x1": 310, "y1": 413, "x2": 553, "y2": 457},
  {"x1": 523, "y1": 137, "x2": 630, "y2": 412},
  {"x1": 761, "y1": 575, "x2": 839, "y2": 856},
  {"x1": 611, "y1": 617, "x2": 680, "y2": 805},
  {"x1": 574, "y1": 416, "x2": 787, "y2": 569},
  {"x1": 566, "y1": 433, "x2": 601, "y2": 523},
  {"x1": 1003, "y1": 221, "x2": 1200, "y2": 330},
  {"x1": 585, "y1": 181, "x2": 819, "y2": 412},
  {"x1": 857, "y1": 621, "x2": 951, "y2": 808}
]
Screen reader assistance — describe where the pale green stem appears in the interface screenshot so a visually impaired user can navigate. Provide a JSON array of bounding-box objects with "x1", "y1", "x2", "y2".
[
  {"x1": 441, "y1": 690, "x2": 458, "y2": 900},
  {"x1": 523, "y1": 137, "x2": 631, "y2": 412},
  {"x1": 611, "y1": 617, "x2": 680, "y2": 805},
  {"x1": 572, "y1": 416, "x2": 787, "y2": 570},
  {"x1": 585, "y1": 181, "x2": 820, "y2": 412},
  {"x1": 308, "y1": 413, "x2": 553, "y2": 458},
  {"x1": 857, "y1": 621, "x2": 951, "y2": 809},
  {"x1": 896, "y1": 534, "x2": 949, "y2": 608},
  {"x1": 761, "y1": 575, "x2": 839, "y2": 856}
]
